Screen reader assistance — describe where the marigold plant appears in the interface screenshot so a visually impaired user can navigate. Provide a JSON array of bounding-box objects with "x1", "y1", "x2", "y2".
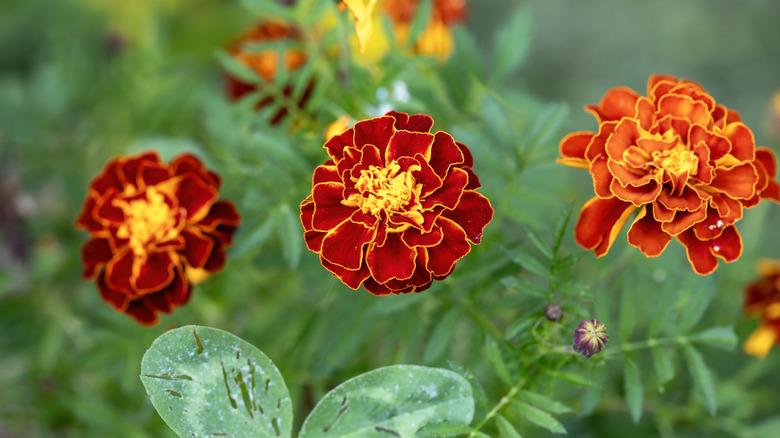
[
  {"x1": 559, "y1": 75, "x2": 780, "y2": 275},
  {"x1": 300, "y1": 110, "x2": 493, "y2": 295},
  {"x1": 226, "y1": 21, "x2": 312, "y2": 124},
  {"x1": 76, "y1": 152, "x2": 240, "y2": 324},
  {"x1": 744, "y1": 260, "x2": 780, "y2": 357}
]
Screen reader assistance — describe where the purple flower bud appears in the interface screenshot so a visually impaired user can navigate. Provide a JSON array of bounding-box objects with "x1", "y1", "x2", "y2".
[{"x1": 573, "y1": 319, "x2": 608, "y2": 358}]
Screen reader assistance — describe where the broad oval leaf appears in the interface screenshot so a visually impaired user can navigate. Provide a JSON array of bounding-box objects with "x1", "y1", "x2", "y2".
[
  {"x1": 140, "y1": 326, "x2": 293, "y2": 438},
  {"x1": 299, "y1": 365, "x2": 474, "y2": 438}
]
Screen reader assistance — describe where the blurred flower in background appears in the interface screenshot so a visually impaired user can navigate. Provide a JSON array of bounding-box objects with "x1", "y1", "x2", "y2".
[
  {"x1": 559, "y1": 75, "x2": 780, "y2": 275},
  {"x1": 573, "y1": 319, "x2": 608, "y2": 358},
  {"x1": 76, "y1": 152, "x2": 240, "y2": 325},
  {"x1": 343, "y1": 0, "x2": 467, "y2": 62},
  {"x1": 744, "y1": 260, "x2": 780, "y2": 358},
  {"x1": 226, "y1": 21, "x2": 313, "y2": 124},
  {"x1": 768, "y1": 90, "x2": 780, "y2": 140},
  {"x1": 301, "y1": 111, "x2": 492, "y2": 295}
]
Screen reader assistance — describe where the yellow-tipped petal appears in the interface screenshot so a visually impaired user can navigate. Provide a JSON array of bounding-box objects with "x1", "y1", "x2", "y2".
[
  {"x1": 342, "y1": 0, "x2": 379, "y2": 53},
  {"x1": 186, "y1": 267, "x2": 210, "y2": 285},
  {"x1": 744, "y1": 325, "x2": 777, "y2": 358}
]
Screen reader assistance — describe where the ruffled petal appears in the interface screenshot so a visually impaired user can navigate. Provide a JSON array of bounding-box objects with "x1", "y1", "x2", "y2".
[
  {"x1": 627, "y1": 206, "x2": 671, "y2": 257},
  {"x1": 320, "y1": 257, "x2": 371, "y2": 290},
  {"x1": 324, "y1": 127, "x2": 356, "y2": 162},
  {"x1": 678, "y1": 226, "x2": 742, "y2": 275},
  {"x1": 176, "y1": 174, "x2": 218, "y2": 223},
  {"x1": 354, "y1": 116, "x2": 395, "y2": 158},
  {"x1": 610, "y1": 178, "x2": 661, "y2": 206},
  {"x1": 426, "y1": 218, "x2": 471, "y2": 278},
  {"x1": 82, "y1": 235, "x2": 114, "y2": 278},
  {"x1": 76, "y1": 195, "x2": 103, "y2": 232},
  {"x1": 710, "y1": 163, "x2": 758, "y2": 200},
  {"x1": 105, "y1": 248, "x2": 135, "y2": 295},
  {"x1": 312, "y1": 165, "x2": 341, "y2": 185},
  {"x1": 387, "y1": 111, "x2": 434, "y2": 133},
  {"x1": 574, "y1": 197, "x2": 636, "y2": 257},
  {"x1": 559, "y1": 131, "x2": 593, "y2": 162},
  {"x1": 320, "y1": 219, "x2": 375, "y2": 270},
  {"x1": 724, "y1": 122, "x2": 756, "y2": 162},
  {"x1": 386, "y1": 130, "x2": 435, "y2": 162},
  {"x1": 421, "y1": 168, "x2": 468, "y2": 210},
  {"x1": 441, "y1": 191, "x2": 493, "y2": 244},
  {"x1": 587, "y1": 86, "x2": 639, "y2": 122},
  {"x1": 366, "y1": 233, "x2": 417, "y2": 283},
  {"x1": 428, "y1": 131, "x2": 465, "y2": 178},
  {"x1": 134, "y1": 251, "x2": 176, "y2": 293},
  {"x1": 660, "y1": 206, "x2": 707, "y2": 235},
  {"x1": 311, "y1": 182, "x2": 355, "y2": 231},
  {"x1": 181, "y1": 229, "x2": 214, "y2": 268},
  {"x1": 199, "y1": 201, "x2": 241, "y2": 230},
  {"x1": 402, "y1": 226, "x2": 444, "y2": 247}
]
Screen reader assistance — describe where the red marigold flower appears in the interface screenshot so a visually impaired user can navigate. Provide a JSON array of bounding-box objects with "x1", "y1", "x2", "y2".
[
  {"x1": 76, "y1": 151, "x2": 240, "y2": 325},
  {"x1": 558, "y1": 75, "x2": 780, "y2": 275},
  {"x1": 226, "y1": 21, "x2": 312, "y2": 124},
  {"x1": 300, "y1": 111, "x2": 493, "y2": 295},
  {"x1": 743, "y1": 260, "x2": 780, "y2": 357},
  {"x1": 384, "y1": 0, "x2": 467, "y2": 60}
]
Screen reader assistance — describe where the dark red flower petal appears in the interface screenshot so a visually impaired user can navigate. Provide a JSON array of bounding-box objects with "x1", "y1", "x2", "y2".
[
  {"x1": 426, "y1": 218, "x2": 471, "y2": 277},
  {"x1": 366, "y1": 233, "x2": 417, "y2": 283},
  {"x1": 90, "y1": 159, "x2": 124, "y2": 194},
  {"x1": 76, "y1": 195, "x2": 103, "y2": 232},
  {"x1": 428, "y1": 132, "x2": 465, "y2": 178},
  {"x1": 171, "y1": 153, "x2": 220, "y2": 188},
  {"x1": 387, "y1": 111, "x2": 434, "y2": 133},
  {"x1": 441, "y1": 191, "x2": 493, "y2": 244},
  {"x1": 125, "y1": 300, "x2": 158, "y2": 325},
  {"x1": 320, "y1": 219, "x2": 375, "y2": 270},
  {"x1": 199, "y1": 201, "x2": 241, "y2": 230},
  {"x1": 386, "y1": 130, "x2": 435, "y2": 163},
  {"x1": 321, "y1": 257, "x2": 371, "y2": 290},
  {"x1": 402, "y1": 226, "x2": 444, "y2": 247},
  {"x1": 176, "y1": 174, "x2": 218, "y2": 222},
  {"x1": 324, "y1": 128, "x2": 356, "y2": 162},
  {"x1": 134, "y1": 251, "x2": 176, "y2": 293},
  {"x1": 355, "y1": 116, "x2": 395, "y2": 158},
  {"x1": 105, "y1": 249, "x2": 135, "y2": 295},
  {"x1": 82, "y1": 235, "x2": 114, "y2": 278},
  {"x1": 311, "y1": 182, "x2": 355, "y2": 231},
  {"x1": 181, "y1": 229, "x2": 214, "y2": 268},
  {"x1": 678, "y1": 226, "x2": 742, "y2": 275},
  {"x1": 422, "y1": 167, "x2": 468, "y2": 210}
]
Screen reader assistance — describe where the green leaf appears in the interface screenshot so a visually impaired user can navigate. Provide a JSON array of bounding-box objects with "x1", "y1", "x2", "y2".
[
  {"x1": 623, "y1": 359, "x2": 643, "y2": 423},
  {"x1": 512, "y1": 401, "x2": 567, "y2": 434},
  {"x1": 524, "y1": 227, "x2": 552, "y2": 260},
  {"x1": 299, "y1": 365, "x2": 474, "y2": 437},
  {"x1": 424, "y1": 309, "x2": 461, "y2": 363},
  {"x1": 517, "y1": 390, "x2": 572, "y2": 415},
  {"x1": 690, "y1": 326, "x2": 738, "y2": 351},
  {"x1": 404, "y1": 0, "x2": 433, "y2": 49},
  {"x1": 511, "y1": 252, "x2": 550, "y2": 278},
  {"x1": 485, "y1": 337, "x2": 512, "y2": 385},
  {"x1": 521, "y1": 103, "x2": 569, "y2": 156},
  {"x1": 278, "y1": 204, "x2": 303, "y2": 268},
  {"x1": 650, "y1": 347, "x2": 675, "y2": 393},
  {"x1": 231, "y1": 216, "x2": 277, "y2": 258},
  {"x1": 682, "y1": 345, "x2": 718, "y2": 415},
  {"x1": 492, "y1": 3, "x2": 531, "y2": 82},
  {"x1": 140, "y1": 326, "x2": 292, "y2": 438},
  {"x1": 415, "y1": 421, "x2": 472, "y2": 438},
  {"x1": 495, "y1": 414, "x2": 522, "y2": 438},
  {"x1": 681, "y1": 345, "x2": 717, "y2": 415},
  {"x1": 551, "y1": 371, "x2": 593, "y2": 387}
]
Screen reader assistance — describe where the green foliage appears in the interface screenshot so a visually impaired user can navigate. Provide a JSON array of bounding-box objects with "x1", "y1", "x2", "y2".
[
  {"x1": 141, "y1": 326, "x2": 474, "y2": 438},
  {"x1": 1, "y1": 0, "x2": 780, "y2": 437}
]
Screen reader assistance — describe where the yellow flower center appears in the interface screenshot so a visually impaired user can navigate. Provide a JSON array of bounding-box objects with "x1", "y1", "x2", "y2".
[
  {"x1": 342, "y1": 161, "x2": 424, "y2": 230},
  {"x1": 116, "y1": 187, "x2": 179, "y2": 256},
  {"x1": 652, "y1": 145, "x2": 699, "y2": 177}
]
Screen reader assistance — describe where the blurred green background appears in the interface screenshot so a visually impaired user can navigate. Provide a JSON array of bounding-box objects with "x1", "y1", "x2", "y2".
[{"x1": 1, "y1": 0, "x2": 779, "y2": 437}]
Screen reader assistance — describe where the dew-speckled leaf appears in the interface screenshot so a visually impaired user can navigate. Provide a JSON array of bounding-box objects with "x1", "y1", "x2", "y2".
[
  {"x1": 140, "y1": 325, "x2": 292, "y2": 438},
  {"x1": 298, "y1": 365, "x2": 474, "y2": 438}
]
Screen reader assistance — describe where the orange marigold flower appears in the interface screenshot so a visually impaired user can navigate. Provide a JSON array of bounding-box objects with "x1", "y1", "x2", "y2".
[
  {"x1": 559, "y1": 75, "x2": 780, "y2": 275},
  {"x1": 76, "y1": 151, "x2": 240, "y2": 325},
  {"x1": 743, "y1": 260, "x2": 780, "y2": 357},
  {"x1": 300, "y1": 111, "x2": 493, "y2": 295},
  {"x1": 226, "y1": 21, "x2": 312, "y2": 124}
]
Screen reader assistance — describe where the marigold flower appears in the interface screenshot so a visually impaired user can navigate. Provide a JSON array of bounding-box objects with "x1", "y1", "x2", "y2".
[
  {"x1": 226, "y1": 21, "x2": 312, "y2": 124},
  {"x1": 300, "y1": 111, "x2": 493, "y2": 295},
  {"x1": 743, "y1": 260, "x2": 780, "y2": 357},
  {"x1": 76, "y1": 151, "x2": 240, "y2": 325},
  {"x1": 573, "y1": 319, "x2": 608, "y2": 358},
  {"x1": 559, "y1": 75, "x2": 780, "y2": 275},
  {"x1": 343, "y1": 0, "x2": 467, "y2": 61},
  {"x1": 769, "y1": 90, "x2": 780, "y2": 139}
]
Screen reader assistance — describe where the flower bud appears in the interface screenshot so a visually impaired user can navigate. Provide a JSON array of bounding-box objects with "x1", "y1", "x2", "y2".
[
  {"x1": 573, "y1": 319, "x2": 608, "y2": 358},
  {"x1": 544, "y1": 304, "x2": 563, "y2": 322}
]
